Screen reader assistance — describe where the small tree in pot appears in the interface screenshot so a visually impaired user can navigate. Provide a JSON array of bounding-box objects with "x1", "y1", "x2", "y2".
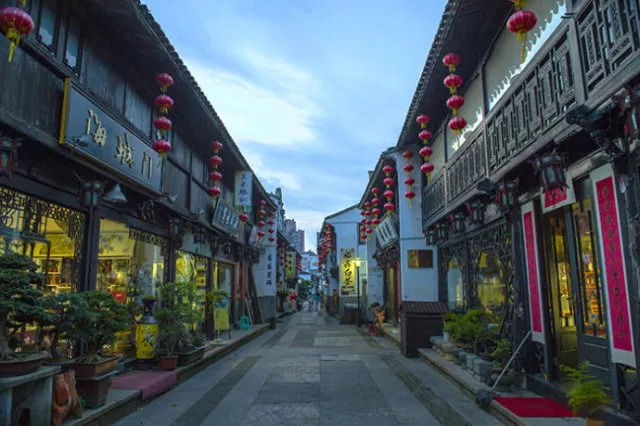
[
  {"x1": 0, "y1": 253, "x2": 56, "y2": 375},
  {"x1": 156, "y1": 281, "x2": 186, "y2": 370},
  {"x1": 561, "y1": 361, "x2": 610, "y2": 425},
  {"x1": 38, "y1": 292, "x2": 91, "y2": 362}
]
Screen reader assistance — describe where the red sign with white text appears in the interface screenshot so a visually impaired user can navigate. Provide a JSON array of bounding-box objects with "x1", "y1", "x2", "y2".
[{"x1": 521, "y1": 202, "x2": 545, "y2": 344}]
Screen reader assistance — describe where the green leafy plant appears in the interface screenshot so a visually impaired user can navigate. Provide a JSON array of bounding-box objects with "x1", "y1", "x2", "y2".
[
  {"x1": 69, "y1": 291, "x2": 131, "y2": 363},
  {"x1": 38, "y1": 292, "x2": 91, "y2": 360},
  {"x1": 560, "y1": 361, "x2": 611, "y2": 416},
  {"x1": 491, "y1": 338, "x2": 511, "y2": 368},
  {"x1": 0, "y1": 253, "x2": 57, "y2": 360},
  {"x1": 443, "y1": 309, "x2": 499, "y2": 354},
  {"x1": 156, "y1": 282, "x2": 187, "y2": 357}
]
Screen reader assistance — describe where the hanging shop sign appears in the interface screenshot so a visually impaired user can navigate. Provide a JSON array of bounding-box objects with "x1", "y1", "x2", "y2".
[
  {"x1": 285, "y1": 251, "x2": 296, "y2": 279},
  {"x1": 340, "y1": 248, "x2": 355, "y2": 295},
  {"x1": 212, "y1": 199, "x2": 240, "y2": 235},
  {"x1": 234, "y1": 171, "x2": 253, "y2": 213},
  {"x1": 375, "y1": 216, "x2": 398, "y2": 248},
  {"x1": 540, "y1": 173, "x2": 576, "y2": 214},
  {"x1": 590, "y1": 164, "x2": 636, "y2": 368},
  {"x1": 58, "y1": 79, "x2": 163, "y2": 192},
  {"x1": 214, "y1": 305, "x2": 230, "y2": 331},
  {"x1": 521, "y1": 201, "x2": 546, "y2": 345}
]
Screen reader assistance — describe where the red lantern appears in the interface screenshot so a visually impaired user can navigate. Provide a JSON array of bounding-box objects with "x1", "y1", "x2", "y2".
[
  {"x1": 365, "y1": 210, "x2": 371, "y2": 217},
  {"x1": 239, "y1": 213, "x2": 249, "y2": 223},
  {"x1": 360, "y1": 210, "x2": 366, "y2": 216},
  {"x1": 507, "y1": 10, "x2": 537, "y2": 62},
  {"x1": 442, "y1": 53, "x2": 461, "y2": 72},
  {"x1": 419, "y1": 146, "x2": 433, "y2": 158},
  {"x1": 372, "y1": 218, "x2": 381, "y2": 226},
  {"x1": 404, "y1": 177, "x2": 415, "y2": 186},
  {"x1": 268, "y1": 228, "x2": 274, "y2": 234},
  {"x1": 258, "y1": 209, "x2": 266, "y2": 217},
  {"x1": 416, "y1": 114, "x2": 430, "y2": 129},
  {"x1": 405, "y1": 190, "x2": 416, "y2": 201},
  {"x1": 446, "y1": 95, "x2": 465, "y2": 116},
  {"x1": 418, "y1": 130, "x2": 433, "y2": 143},
  {"x1": 383, "y1": 189, "x2": 394, "y2": 200},
  {"x1": 365, "y1": 219, "x2": 372, "y2": 226},
  {"x1": 209, "y1": 155, "x2": 222, "y2": 168},
  {"x1": 372, "y1": 207, "x2": 381, "y2": 216},
  {"x1": 402, "y1": 151, "x2": 413, "y2": 160},
  {"x1": 258, "y1": 220, "x2": 266, "y2": 228},
  {"x1": 372, "y1": 197, "x2": 381, "y2": 206},
  {"x1": 209, "y1": 171, "x2": 222, "y2": 182},
  {"x1": 156, "y1": 73, "x2": 174, "y2": 92},
  {"x1": 269, "y1": 237, "x2": 275, "y2": 243},
  {"x1": 360, "y1": 218, "x2": 366, "y2": 224},
  {"x1": 382, "y1": 165, "x2": 394, "y2": 175},
  {"x1": 383, "y1": 177, "x2": 394, "y2": 187},
  {"x1": 0, "y1": 7, "x2": 34, "y2": 63},
  {"x1": 257, "y1": 230, "x2": 265, "y2": 238},
  {"x1": 153, "y1": 116, "x2": 172, "y2": 133},
  {"x1": 444, "y1": 74, "x2": 463, "y2": 95},
  {"x1": 448, "y1": 117, "x2": 467, "y2": 135},
  {"x1": 403, "y1": 163, "x2": 414, "y2": 173},
  {"x1": 152, "y1": 139, "x2": 172, "y2": 157},
  {"x1": 212, "y1": 140, "x2": 223, "y2": 153},
  {"x1": 366, "y1": 228, "x2": 373, "y2": 234},
  {"x1": 421, "y1": 162, "x2": 435, "y2": 175},
  {"x1": 207, "y1": 186, "x2": 221, "y2": 199},
  {"x1": 364, "y1": 201, "x2": 372, "y2": 208},
  {"x1": 259, "y1": 200, "x2": 266, "y2": 207},
  {"x1": 384, "y1": 202, "x2": 395, "y2": 213},
  {"x1": 371, "y1": 187, "x2": 380, "y2": 196},
  {"x1": 154, "y1": 94, "x2": 174, "y2": 114}
]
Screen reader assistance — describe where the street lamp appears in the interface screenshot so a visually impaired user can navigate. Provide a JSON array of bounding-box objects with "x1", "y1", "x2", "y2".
[{"x1": 354, "y1": 257, "x2": 362, "y2": 327}]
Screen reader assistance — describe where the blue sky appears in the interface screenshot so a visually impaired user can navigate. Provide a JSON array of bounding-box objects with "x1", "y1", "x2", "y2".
[{"x1": 147, "y1": 0, "x2": 447, "y2": 251}]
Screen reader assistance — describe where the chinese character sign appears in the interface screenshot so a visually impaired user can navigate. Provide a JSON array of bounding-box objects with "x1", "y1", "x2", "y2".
[
  {"x1": 340, "y1": 248, "x2": 355, "y2": 295},
  {"x1": 234, "y1": 171, "x2": 253, "y2": 213},
  {"x1": 521, "y1": 201, "x2": 545, "y2": 345}
]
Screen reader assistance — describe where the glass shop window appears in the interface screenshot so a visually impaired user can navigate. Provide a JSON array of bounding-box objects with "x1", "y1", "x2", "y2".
[
  {"x1": 572, "y1": 199, "x2": 607, "y2": 338},
  {"x1": 0, "y1": 186, "x2": 85, "y2": 293},
  {"x1": 64, "y1": 15, "x2": 80, "y2": 70},
  {"x1": 214, "y1": 261, "x2": 234, "y2": 295},
  {"x1": 176, "y1": 251, "x2": 208, "y2": 330},
  {"x1": 97, "y1": 219, "x2": 165, "y2": 354},
  {"x1": 446, "y1": 258, "x2": 464, "y2": 311},
  {"x1": 475, "y1": 251, "x2": 505, "y2": 311},
  {"x1": 37, "y1": 0, "x2": 58, "y2": 49}
]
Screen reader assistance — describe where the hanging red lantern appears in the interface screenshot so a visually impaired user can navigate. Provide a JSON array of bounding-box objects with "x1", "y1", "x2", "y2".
[
  {"x1": 402, "y1": 151, "x2": 413, "y2": 160},
  {"x1": 209, "y1": 171, "x2": 222, "y2": 182},
  {"x1": 209, "y1": 155, "x2": 222, "y2": 168},
  {"x1": 382, "y1": 165, "x2": 394, "y2": 175},
  {"x1": 365, "y1": 210, "x2": 371, "y2": 217},
  {"x1": 442, "y1": 53, "x2": 461, "y2": 72},
  {"x1": 212, "y1": 140, "x2": 223, "y2": 153},
  {"x1": 365, "y1": 219, "x2": 372, "y2": 226},
  {"x1": 403, "y1": 163, "x2": 414, "y2": 173},
  {"x1": 444, "y1": 74, "x2": 463, "y2": 95},
  {"x1": 269, "y1": 237, "x2": 275, "y2": 243},
  {"x1": 405, "y1": 190, "x2": 416, "y2": 201},
  {"x1": 257, "y1": 230, "x2": 265, "y2": 238},
  {"x1": 384, "y1": 202, "x2": 395, "y2": 213},
  {"x1": 446, "y1": 95, "x2": 465, "y2": 116},
  {"x1": 507, "y1": 9, "x2": 537, "y2": 62},
  {"x1": 366, "y1": 228, "x2": 373, "y2": 234},
  {"x1": 268, "y1": 228, "x2": 275, "y2": 234},
  {"x1": 260, "y1": 200, "x2": 266, "y2": 207},
  {"x1": 153, "y1": 116, "x2": 172, "y2": 133},
  {"x1": 360, "y1": 218, "x2": 367, "y2": 224},
  {"x1": 0, "y1": 7, "x2": 34, "y2": 63},
  {"x1": 372, "y1": 207, "x2": 381, "y2": 216},
  {"x1": 404, "y1": 177, "x2": 415, "y2": 186},
  {"x1": 383, "y1": 177, "x2": 394, "y2": 187},
  {"x1": 416, "y1": 114, "x2": 430, "y2": 129},
  {"x1": 372, "y1": 218, "x2": 381, "y2": 226},
  {"x1": 364, "y1": 201, "x2": 372, "y2": 209},
  {"x1": 419, "y1": 146, "x2": 433, "y2": 159},
  {"x1": 258, "y1": 209, "x2": 266, "y2": 217},
  {"x1": 239, "y1": 213, "x2": 249, "y2": 223},
  {"x1": 360, "y1": 210, "x2": 366, "y2": 216},
  {"x1": 371, "y1": 187, "x2": 380, "y2": 196},
  {"x1": 152, "y1": 139, "x2": 172, "y2": 157},
  {"x1": 258, "y1": 220, "x2": 265, "y2": 228},
  {"x1": 383, "y1": 189, "x2": 394, "y2": 200},
  {"x1": 448, "y1": 116, "x2": 467, "y2": 135},
  {"x1": 154, "y1": 94, "x2": 174, "y2": 114},
  {"x1": 418, "y1": 130, "x2": 433, "y2": 144},
  {"x1": 372, "y1": 197, "x2": 381, "y2": 206},
  {"x1": 207, "y1": 186, "x2": 221, "y2": 199},
  {"x1": 156, "y1": 73, "x2": 174, "y2": 92},
  {"x1": 421, "y1": 162, "x2": 435, "y2": 175}
]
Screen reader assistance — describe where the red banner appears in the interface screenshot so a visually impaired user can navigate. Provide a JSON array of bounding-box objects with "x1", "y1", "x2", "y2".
[
  {"x1": 592, "y1": 165, "x2": 636, "y2": 367},
  {"x1": 521, "y1": 201, "x2": 545, "y2": 344}
]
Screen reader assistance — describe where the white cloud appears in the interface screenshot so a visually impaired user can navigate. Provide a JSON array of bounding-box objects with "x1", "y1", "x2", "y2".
[
  {"x1": 182, "y1": 56, "x2": 321, "y2": 147},
  {"x1": 243, "y1": 152, "x2": 302, "y2": 191}
]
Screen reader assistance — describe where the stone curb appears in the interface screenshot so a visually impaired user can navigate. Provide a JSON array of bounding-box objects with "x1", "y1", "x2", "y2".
[{"x1": 67, "y1": 324, "x2": 270, "y2": 425}]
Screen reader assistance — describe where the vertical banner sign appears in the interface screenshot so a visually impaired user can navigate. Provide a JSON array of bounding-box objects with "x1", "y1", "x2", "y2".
[
  {"x1": 214, "y1": 306, "x2": 230, "y2": 331},
  {"x1": 286, "y1": 251, "x2": 295, "y2": 279},
  {"x1": 340, "y1": 248, "x2": 355, "y2": 295},
  {"x1": 521, "y1": 201, "x2": 546, "y2": 345},
  {"x1": 234, "y1": 171, "x2": 253, "y2": 213},
  {"x1": 266, "y1": 251, "x2": 274, "y2": 286},
  {"x1": 591, "y1": 164, "x2": 636, "y2": 367}
]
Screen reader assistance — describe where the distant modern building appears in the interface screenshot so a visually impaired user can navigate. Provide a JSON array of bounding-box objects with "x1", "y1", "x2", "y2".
[
  {"x1": 283, "y1": 218, "x2": 297, "y2": 248},
  {"x1": 301, "y1": 250, "x2": 318, "y2": 274},
  {"x1": 297, "y1": 230, "x2": 305, "y2": 252}
]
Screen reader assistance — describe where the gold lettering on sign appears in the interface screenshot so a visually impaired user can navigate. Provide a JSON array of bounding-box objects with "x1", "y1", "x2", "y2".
[
  {"x1": 141, "y1": 152, "x2": 153, "y2": 179},
  {"x1": 85, "y1": 109, "x2": 107, "y2": 147},
  {"x1": 115, "y1": 134, "x2": 135, "y2": 168}
]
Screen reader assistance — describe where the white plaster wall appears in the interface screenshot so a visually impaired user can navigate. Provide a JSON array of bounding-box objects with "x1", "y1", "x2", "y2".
[
  {"x1": 430, "y1": 131, "x2": 445, "y2": 177},
  {"x1": 366, "y1": 234, "x2": 384, "y2": 305},
  {"x1": 446, "y1": 75, "x2": 484, "y2": 155},
  {"x1": 399, "y1": 238, "x2": 438, "y2": 301},
  {"x1": 327, "y1": 207, "x2": 360, "y2": 296},
  {"x1": 253, "y1": 244, "x2": 277, "y2": 297}
]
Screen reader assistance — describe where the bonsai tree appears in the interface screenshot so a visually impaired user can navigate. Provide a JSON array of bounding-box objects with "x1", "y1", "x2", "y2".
[
  {"x1": 69, "y1": 291, "x2": 131, "y2": 363},
  {"x1": 38, "y1": 292, "x2": 91, "y2": 360},
  {"x1": 0, "y1": 253, "x2": 56, "y2": 360},
  {"x1": 156, "y1": 282, "x2": 186, "y2": 357},
  {"x1": 560, "y1": 361, "x2": 611, "y2": 417}
]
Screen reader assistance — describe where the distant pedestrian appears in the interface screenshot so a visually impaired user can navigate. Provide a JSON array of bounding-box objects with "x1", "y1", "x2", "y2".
[{"x1": 314, "y1": 293, "x2": 320, "y2": 311}]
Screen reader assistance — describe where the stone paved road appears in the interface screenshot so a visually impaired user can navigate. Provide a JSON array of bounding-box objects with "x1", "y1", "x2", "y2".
[{"x1": 116, "y1": 311, "x2": 503, "y2": 426}]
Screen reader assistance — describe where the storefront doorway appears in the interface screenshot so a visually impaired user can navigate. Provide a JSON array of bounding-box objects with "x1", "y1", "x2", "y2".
[
  {"x1": 385, "y1": 266, "x2": 397, "y2": 323},
  {"x1": 541, "y1": 179, "x2": 610, "y2": 384}
]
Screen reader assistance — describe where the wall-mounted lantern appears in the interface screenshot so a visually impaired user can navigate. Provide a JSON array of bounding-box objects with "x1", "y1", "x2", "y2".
[
  {"x1": 426, "y1": 228, "x2": 437, "y2": 245},
  {"x1": 437, "y1": 222, "x2": 449, "y2": 242},
  {"x1": 448, "y1": 212, "x2": 466, "y2": 233},
  {"x1": 495, "y1": 180, "x2": 518, "y2": 211},
  {"x1": 532, "y1": 151, "x2": 566, "y2": 192},
  {"x1": 465, "y1": 199, "x2": 485, "y2": 224}
]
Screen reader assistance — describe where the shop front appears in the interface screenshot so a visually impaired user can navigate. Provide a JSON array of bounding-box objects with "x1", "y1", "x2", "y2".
[{"x1": 374, "y1": 214, "x2": 400, "y2": 324}]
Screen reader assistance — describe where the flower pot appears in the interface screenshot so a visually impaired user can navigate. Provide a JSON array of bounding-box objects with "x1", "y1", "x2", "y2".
[
  {"x1": 177, "y1": 346, "x2": 205, "y2": 366},
  {"x1": 75, "y1": 370, "x2": 117, "y2": 409},
  {"x1": 44, "y1": 357, "x2": 76, "y2": 373},
  {"x1": 0, "y1": 353, "x2": 46, "y2": 377},
  {"x1": 72, "y1": 355, "x2": 119, "y2": 378},
  {"x1": 160, "y1": 355, "x2": 178, "y2": 371},
  {"x1": 585, "y1": 418, "x2": 604, "y2": 426}
]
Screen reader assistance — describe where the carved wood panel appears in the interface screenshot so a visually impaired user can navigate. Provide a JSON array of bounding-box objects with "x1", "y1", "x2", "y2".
[
  {"x1": 445, "y1": 135, "x2": 486, "y2": 204},
  {"x1": 423, "y1": 172, "x2": 446, "y2": 223}
]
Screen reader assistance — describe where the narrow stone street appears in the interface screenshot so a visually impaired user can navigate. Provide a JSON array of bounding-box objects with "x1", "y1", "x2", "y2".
[{"x1": 116, "y1": 311, "x2": 502, "y2": 426}]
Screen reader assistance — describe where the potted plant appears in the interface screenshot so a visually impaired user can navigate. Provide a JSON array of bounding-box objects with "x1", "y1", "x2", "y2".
[
  {"x1": 174, "y1": 281, "x2": 206, "y2": 366},
  {"x1": 69, "y1": 291, "x2": 131, "y2": 408},
  {"x1": 156, "y1": 282, "x2": 186, "y2": 370},
  {"x1": 0, "y1": 253, "x2": 56, "y2": 376},
  {"x1": 560, "y1": 361, "x2": 611, "y2": 426}
]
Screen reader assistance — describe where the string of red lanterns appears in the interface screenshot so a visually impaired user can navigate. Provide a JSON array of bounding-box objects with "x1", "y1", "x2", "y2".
[
  {"x1": 417, "y1": 114, "x2": 435, "y2": 184},
  {"x1": 402, "y1": 151, "x2": 416, "y2": 208},
  {"x1": 382, "y1": 165, "x2": 395, "y2": 214},
  {"x1": 443, "y1": 53, "x2": 467, "y2": 149},
  {"x1": 206, "y1": 140, "x2": 223, "y2": 202},
  {"x1": 257, "y1": 199, "x2": 266, "y2": 243},
  {"x1": 267, "y1": 211, "x2": 275, "y2": 243},
  {"x1": 0, "y1": 3, "x2": 34, "y2": 63},
  {"x1": 507, "y1": 0, "x2": 537, "y2": 63},
  {"x1": 152, "y1": 73, "x2": 174, "y2": 159},
  {"x1": 371, "y1": 187, "x2": 381, "y2": 227}
]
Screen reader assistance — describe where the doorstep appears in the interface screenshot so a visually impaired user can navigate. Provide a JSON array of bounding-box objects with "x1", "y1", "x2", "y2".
[{"x1": 63, "y1": 323, "x2": 270, "y2": 425}]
